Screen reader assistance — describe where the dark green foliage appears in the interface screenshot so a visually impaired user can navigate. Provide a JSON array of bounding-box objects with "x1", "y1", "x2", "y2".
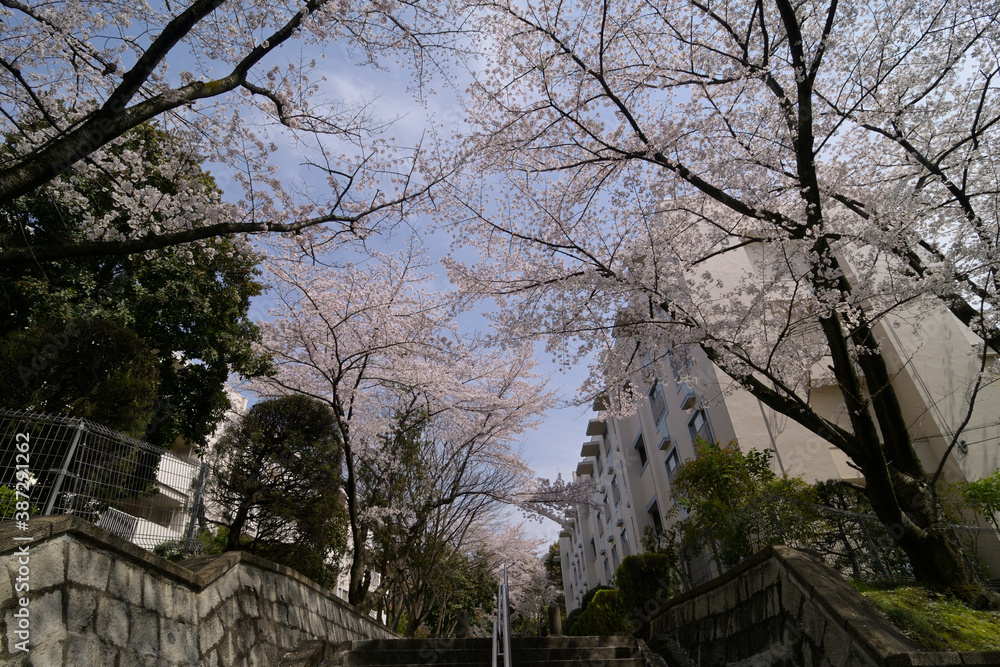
[
  {"x1": 211, "y1": 395, "x2": 348, "y2": 586},
  {"x1": 0, "y1": 485, "x2": 38, "y2": 519},
  {"x1": 671, "y1": 439, "x2": 822, "y2": 568},
  {"x1": 153, "y1": 528, "x2": 227, "y2": 561},
  {"x1": 544, "y1": 542, "x2": 566, "y2": 614},
  {"x1": 567, "y1": 589, "x2": 630, "y2": 636},
  {"x1": 0, "y1": 123, "x2": 269, "y2": 446},
  {"x1": 960, "y1": 470, "x2": 1000, "y2": 531},
  {"x1": 614, "y1": 554, "x2": 678, "y2": 621},
  {"x1": 417, "y1": 546, "x2": 499, "y2": 638},
  {"x1": 565, "y1": 584, "x2": 614, "y2": 633},
  {"x1": 0, "y1": 318, "x2": 159, "y2": 436}
]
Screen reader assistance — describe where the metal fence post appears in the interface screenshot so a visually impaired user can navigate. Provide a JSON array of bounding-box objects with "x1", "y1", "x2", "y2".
[
  {"x1": 43, "y1": 421, "x2": 86, "y2": 516},
  {"x1": 183, "y1": 462, "x2": 209, "y2": 554},
  {"x1": 858, "y1": 516, "x2": 891, "y2": 581}
]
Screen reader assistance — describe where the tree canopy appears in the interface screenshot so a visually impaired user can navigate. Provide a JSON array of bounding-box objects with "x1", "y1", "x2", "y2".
[
  {"x1": 0, "y1": 0, "x2": 454, "y2": 265},
  {"x1": 0, "y1": 123, "x2": 270, "y2": 445},
  {"x1": 444, "y1": 0, "x2": 1000, "y2": 605},
  {"x1": 210, "y1": 394, "x2": 348, "y2": 585}
]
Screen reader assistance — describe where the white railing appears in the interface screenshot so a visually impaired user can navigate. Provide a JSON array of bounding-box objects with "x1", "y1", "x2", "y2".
[{"x1": 492, "y1": 563, "x2": 512, "y2": 667}]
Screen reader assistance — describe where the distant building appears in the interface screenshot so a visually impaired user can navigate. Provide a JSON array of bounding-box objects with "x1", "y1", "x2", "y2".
[{"x1": 559, "y1": 241, "x2": 1000, "y2": 612}]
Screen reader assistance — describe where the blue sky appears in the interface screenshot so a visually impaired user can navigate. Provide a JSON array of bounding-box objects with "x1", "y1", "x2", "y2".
[{"x1": 232, "y1": 38, "x2": 595, "y2": 546}]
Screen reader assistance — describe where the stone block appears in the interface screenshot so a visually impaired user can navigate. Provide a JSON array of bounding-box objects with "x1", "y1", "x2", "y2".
[
  {"x1": 4, "y1": 589, "x2": 63, "y2": 656},
  {"x1": 760, "y1": 561, "x2": 780, "y2": 588},
  {"x1": 238, "y1": 591, "x2": 260, "y2": 618},
  {"x1": 765, "y1": 586, "x2": 780, "y2": 617},
  {"x1": 750, "y1": 594, "x2": 766, "y2": 625},
  {"x1": 699, "y1": 616, "x2": 715, "y2": 642},
  {"x1": 708, "y1": 587, "x2": 726, "y2": 615},
  {"x1": 820, "y1": 620, "x2": 849, "y2": 666},
  {"x1": 143, "y1": 578, "x2": 194, "y2": 624},
  {"x1": 28, "y1": 540, "x2": 66, "y2": 591},
  {"x1": 66, "y1": 542, "x2": 111, "y2": 589},
  {"x1": 65, "y1": 586, "x2": 97, "y2": 635},
  {"x1": 238, "y1": 565, "x2": 263, "y2": 592},
  {"x1": 158, "y1": 617, "x2": 197, "y2": 664},
  {"x1": 22, "y1": 637, "x2": 63, "y2": 666},
  {"x1": 96, "y1": 596, "x2": 130, "y2": 647},
  {"x1": 141, "y1": 574, "x2": 173, "y2": 618},
  {"x1": 129, "y1": 606, "x2": 158, "y2": 656},
  {"x1": 694, "y1": 595, "x2": 709, "y2": 620},
  {"x1": 799, "y1": 602, "x2": 827, "y2": 647},
  {"x1": 197, "y1": 581, "x2": 222, "y2": 620},
  {"x1": 0, "y1": 564, "x2": 11, "y2": 607},
  {"x1": 781, "y1": 580, "x2": 804, "y2": 616},
  {"x1": 107, "y1": 559, "x2": 143, "y2": 603},
  {"x1": 173, "y1": 586, "x2": 197, "y2": 625},
  {"x1": 724, "y1": 581, "x2": 738, "y2": 609},
  {"x1": 64, "y1": 633, "x2": 108, "y2": 664},
  {"x1": 199, "y1": 614, "x2": 224, "y2": 654}
]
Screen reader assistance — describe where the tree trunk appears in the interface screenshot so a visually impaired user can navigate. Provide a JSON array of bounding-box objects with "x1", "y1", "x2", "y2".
[{"x1": 864, "y1": 467, "x2": 999, "y2": 609}]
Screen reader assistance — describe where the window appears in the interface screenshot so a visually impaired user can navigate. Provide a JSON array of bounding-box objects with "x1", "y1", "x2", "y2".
[
  {"x1": 620, "y1": 528, "x2": 631, "y2": 556},
  {"x1": 611, "y1": 545, "x2": 619, "y2": 570},
  {"x1": 689, "y1": 409, "x2": 714, "y2": 445},
  {"x1": 590, "y1": 538, "x2": 597, "y2": 559},
  {"x1": 665, "y1": 447, "x2": 680, "y2": 477},
  {"x1": 648, "y1": 380, "x2": 667, "y2": 423},
  {"x1": 648, "y1": 500, "x2": 663, "y2": 532},
  {"x1": 634, "y1": 433, "x2": 648, "y2": 468},
  {"x1": 610, "y1": 477, "x2": 622, "y2": 507}
]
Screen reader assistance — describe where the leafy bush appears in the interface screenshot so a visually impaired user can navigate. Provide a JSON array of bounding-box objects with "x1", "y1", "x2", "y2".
[
  {"x1": 153, "y1": 529, "x2": 227, "y2": 561},
  {"x1": 565, "y1": 585, "x2": 613, "y2": 632},
  {"x1": 614, "y1": 554, "x2": 678, "y2": 620},
  {"x1": 672, "y1": 439, "x2": 822, "y2": 568},
  {"x1": 567, "y1": 589, "x2": 630, "y2": 636},
  {"x1": 0, "y1": 485, "x2": 38, "y2": 520},
  {"x1": 960, "y1": 470, "x2": 1000, "y2": 531}
]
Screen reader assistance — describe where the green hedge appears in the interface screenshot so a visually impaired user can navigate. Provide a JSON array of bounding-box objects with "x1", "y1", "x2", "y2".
[
  {"x1": 568, "y1": 589, "x2": 630, "y2": 635},
  {"x1": 615, "y1": 553, "x2": 677, "y2": 618}
]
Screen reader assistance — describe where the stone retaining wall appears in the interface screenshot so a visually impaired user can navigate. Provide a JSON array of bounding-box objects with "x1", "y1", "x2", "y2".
[
  {"x1": 0, "y1": 516, "x2": 395, "y2": 666},
  {"x1": 646, "y1": 545, "x2": 1000, "y2": 667}
]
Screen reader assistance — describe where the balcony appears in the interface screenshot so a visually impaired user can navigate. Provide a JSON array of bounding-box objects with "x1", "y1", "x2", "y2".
[
  {"x1": 580, "y1": 441, "x2": 601, "y2": 457},
  {"x1": 678, "y1": 383, "x2": 697, "y2": 410},
  {"x1": 586, "y1": 419, "x2": 608, "y2": 436}
]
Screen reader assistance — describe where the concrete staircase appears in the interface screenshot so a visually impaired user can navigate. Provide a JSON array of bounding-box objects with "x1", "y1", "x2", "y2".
[{"x1": 283, "y1": 636, "x2": 653, "y2": 666}]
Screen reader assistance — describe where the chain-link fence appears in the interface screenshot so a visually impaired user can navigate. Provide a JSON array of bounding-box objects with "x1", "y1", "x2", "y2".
[
  {"x1": 667, "y1": 497, "x2": 1000, "y2": 593},
  {"x1": 0, "y1": 408, "x2": 207, "y2": 553}
]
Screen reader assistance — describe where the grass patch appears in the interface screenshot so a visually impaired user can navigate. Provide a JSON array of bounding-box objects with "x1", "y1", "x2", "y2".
[{"x1": 851, "y1": 581, "x2": 1000, "y2": 652}]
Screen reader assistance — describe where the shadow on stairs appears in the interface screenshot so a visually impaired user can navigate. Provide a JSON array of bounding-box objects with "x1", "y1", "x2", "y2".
[{"x1": 278, "y1": 635, "x2": 672, "y2": 666}]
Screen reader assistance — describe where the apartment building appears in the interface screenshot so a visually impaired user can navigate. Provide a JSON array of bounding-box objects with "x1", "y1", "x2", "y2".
[{"x1": 558, "y1": 243, "x2": 1000, "y2": 613}]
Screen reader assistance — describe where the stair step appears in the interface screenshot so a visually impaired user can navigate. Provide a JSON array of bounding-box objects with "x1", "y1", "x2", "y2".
[
  {"x1": 322, "y1": 636, "x2": 649, "y2": 667},
  {"x1": 343, "y1": 647, "x2": 640, "y2": 665}
]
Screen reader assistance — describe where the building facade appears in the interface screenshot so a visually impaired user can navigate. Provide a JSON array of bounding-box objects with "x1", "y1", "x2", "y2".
[{"x1": 558, "y1": 244, "x2": 1000, "y2": 613}]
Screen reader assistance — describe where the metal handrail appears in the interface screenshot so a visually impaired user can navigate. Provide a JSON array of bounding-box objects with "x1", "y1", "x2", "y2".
[{"x1": 491, "y1": 563, "x2": 512, "y2": 667}]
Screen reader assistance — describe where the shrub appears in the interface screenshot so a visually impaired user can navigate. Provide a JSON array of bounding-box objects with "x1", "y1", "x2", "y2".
[
  {"x1": 565, "y1": 585, "x2": 613, "y2": 633},
  {"x1": 568, "y1": 589, "x2": 630, "y2": 635},
  {"x1": 615, "y1": 554, "x2": 678, "y2": 623}
]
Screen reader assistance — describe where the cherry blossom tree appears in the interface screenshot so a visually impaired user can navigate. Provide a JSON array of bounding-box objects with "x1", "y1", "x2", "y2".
[
  {"x1": 445, "y1": 0, "x2": 1000, "y2": 605},
  {"x1": 250, "y1": 241, "x2": 555, "y2": 609},
  {"x1": 0, "y1": 0, "x2": 463, "y2": 265}
]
